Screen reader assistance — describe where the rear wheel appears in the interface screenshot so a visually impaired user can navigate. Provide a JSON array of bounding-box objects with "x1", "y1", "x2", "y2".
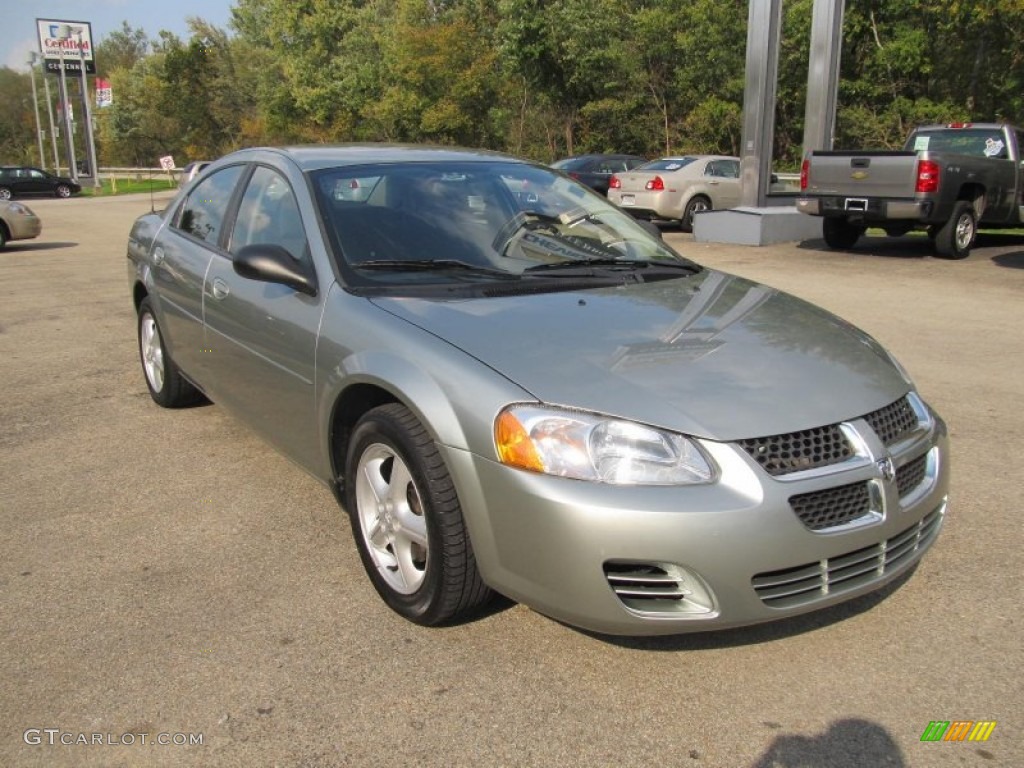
[
  {"x1": 822, "y1": 218, "x2": 863, "y2": 250},
  {"x1": 0, "y1": 187, "x2": 11, "y2": 201},
  {"x1": 137, "y1": 297, "x2": 202, "y2": 407},
  {"x1": 0, "y1": 225, "x2": 7, "y2": 249},
  {"x1": 680, "y1": 196, "x2": 711, "y2": 233},
  {"x1": 345, "y1": 403, "x2": 491, "y2": 625},
  {"x1": 933, "y1": 201, "x2": 975, "y2": 259},
  {"x1": 55, "y1": 184, "x2": 72, "y2": 198}
]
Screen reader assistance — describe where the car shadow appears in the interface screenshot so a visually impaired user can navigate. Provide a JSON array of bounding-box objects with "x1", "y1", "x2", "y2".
[
  {"x1": 573, "y1": 564, "x2": 918, "y2": 651},
  {"x1": 796, "y1": 236, "x2": 930, "y2": 259},
  {"x1": 748, "y1": 717, "x2": 907, "y2": 767},
  {"x1": 0, "y1": 241, "x2": 78, "y2": 252}
]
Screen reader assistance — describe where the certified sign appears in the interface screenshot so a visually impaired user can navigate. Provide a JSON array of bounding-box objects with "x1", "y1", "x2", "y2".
[{"x1": 36, "y1": 18, "x2": 96, "y2": 75}]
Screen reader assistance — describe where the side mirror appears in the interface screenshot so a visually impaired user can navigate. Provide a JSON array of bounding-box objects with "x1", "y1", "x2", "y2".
[{"x1": 233, "y1": 244, "x2": 317, "y2": 297}]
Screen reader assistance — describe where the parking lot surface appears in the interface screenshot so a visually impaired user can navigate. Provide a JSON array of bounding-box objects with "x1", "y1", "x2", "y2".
[{"x1": 2, "y1": 194, "x2": 1021, "y2": 767}]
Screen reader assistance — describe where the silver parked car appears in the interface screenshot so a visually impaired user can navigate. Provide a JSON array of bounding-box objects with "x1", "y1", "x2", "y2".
[
  {"x1": 608, "y1": 155, "x2": 742, "y2": 232},
  {"x1": 127, "y1": 146, "x2": 949, "y2": 636},
  {"x1": 0, "y1": 199, "x2": 42, "y2": 248}
]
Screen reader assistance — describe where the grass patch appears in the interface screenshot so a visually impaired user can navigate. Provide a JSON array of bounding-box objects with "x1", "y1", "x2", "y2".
[{"x1": 81, "y1": 177, "x2": 178, "y2": 196}]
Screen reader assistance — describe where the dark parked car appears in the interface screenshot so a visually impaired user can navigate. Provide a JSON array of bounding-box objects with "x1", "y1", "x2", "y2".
[
  {"x1": 551, "y1": 154, "x2": 647, "y2": 196},
  {"x1": 127, "y1": 145, "x2": 949, "y2": 636},
  {"x1": 0, "y1": 166, "x2": 80, "y2": 200}
]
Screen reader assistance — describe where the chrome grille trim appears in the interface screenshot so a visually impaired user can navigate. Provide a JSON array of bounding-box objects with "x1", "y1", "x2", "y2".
[
  {"x1": 751, "y1": 504, "x2": 945, "y2": 609},
  {"x1": 603, "y1": 562, "x2": 715, "y2": 616}
]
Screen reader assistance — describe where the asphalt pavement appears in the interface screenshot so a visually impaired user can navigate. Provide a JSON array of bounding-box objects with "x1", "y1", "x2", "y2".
[{"x1": 1, "y1": 193, "x2": 1021, "y2": 767}]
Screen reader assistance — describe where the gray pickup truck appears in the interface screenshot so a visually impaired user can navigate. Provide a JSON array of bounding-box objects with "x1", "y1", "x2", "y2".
[{"x1": 797, "y1": 123, "x2": 1024, "y2": 258}]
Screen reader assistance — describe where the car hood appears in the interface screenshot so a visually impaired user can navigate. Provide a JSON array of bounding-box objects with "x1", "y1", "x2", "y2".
[{"x1": 369, "y1": 270, "x2": 909, "y2": 441}]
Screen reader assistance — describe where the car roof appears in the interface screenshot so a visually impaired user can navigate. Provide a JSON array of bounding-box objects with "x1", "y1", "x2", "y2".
[{"x1": 213, "y1": 145, "x2": 528, "y2": 173}]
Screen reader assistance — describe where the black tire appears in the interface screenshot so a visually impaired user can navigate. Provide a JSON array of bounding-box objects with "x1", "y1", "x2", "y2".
[
  {"x1": 345, "y1": 403, "x2": 491, "y2": 626},
  {"x1": 680, "y1": 195, "x2": 711, "y2": 233},
  {"x1": 822, "y1": 217, "x2": 863, "y2": 250},
  {"x1": 932, "y1": 201, "x2": 975, "y2": 259},
  {"x1": 0, "y1": 187, "x2": 11, "y2": 201},
  {"x1": 55, "y1": 184, "x2": 72, "y2": 199},
  {"x1": 0, "y1": 225, "x2": 7, "y2": 250},
  {"x1": 137, "y1": 296, "x2": 202, "y2": 407}
]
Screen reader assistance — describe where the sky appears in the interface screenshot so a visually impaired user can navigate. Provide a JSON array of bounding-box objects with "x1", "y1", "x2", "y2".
[{"x1": 1, "y1": 0, "x2": 236, "y2": 71}]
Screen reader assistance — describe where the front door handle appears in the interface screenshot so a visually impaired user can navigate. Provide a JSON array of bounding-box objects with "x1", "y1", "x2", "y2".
[{"x1": 211, "y1": 278, "x2": 230, "y2": 300}]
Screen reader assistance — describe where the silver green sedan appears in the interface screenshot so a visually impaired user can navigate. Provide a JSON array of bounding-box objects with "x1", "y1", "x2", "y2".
[{"x1": 127, "y1": 146, "x2": 949, "y2": 636}]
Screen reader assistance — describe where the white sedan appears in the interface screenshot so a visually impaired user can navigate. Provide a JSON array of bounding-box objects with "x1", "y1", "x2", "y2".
[{"x1": 609, "y1": 155, "x2": 741, "y2": 232}]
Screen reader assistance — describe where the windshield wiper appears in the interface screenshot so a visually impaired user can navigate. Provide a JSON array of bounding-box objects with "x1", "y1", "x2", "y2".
[
  {"x1": 523, "y1": 258, "x2": 701, "y2": 275},
  {"x1": 355, "y1": 259, "x2": 518, "y2": 278}
]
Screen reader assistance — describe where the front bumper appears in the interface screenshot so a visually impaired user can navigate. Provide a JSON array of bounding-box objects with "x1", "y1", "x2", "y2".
[{"x1": 447, "y1": 404, "x2": 949, "y2": 636}]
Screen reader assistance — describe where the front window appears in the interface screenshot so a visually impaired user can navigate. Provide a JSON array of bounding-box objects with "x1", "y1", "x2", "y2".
[{"x1": 311, "y1": 161, "x2": 698, "y2": 294}]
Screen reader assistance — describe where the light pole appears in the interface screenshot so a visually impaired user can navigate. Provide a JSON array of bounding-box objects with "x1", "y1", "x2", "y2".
[
  {"x1": 73, "y1": 29, "x2": 101, "y2": 187},
  {"x1": 27, "y1": 53, "x2": 46, "y2": 168}
]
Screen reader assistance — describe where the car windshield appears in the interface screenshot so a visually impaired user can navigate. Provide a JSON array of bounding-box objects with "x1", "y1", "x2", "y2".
[
  {"x1": 311, "y1": 161, "x2": 696, "y2": 292},
  {"x1": 636, "y1": 158, "x2": 698, "y2": 172}
]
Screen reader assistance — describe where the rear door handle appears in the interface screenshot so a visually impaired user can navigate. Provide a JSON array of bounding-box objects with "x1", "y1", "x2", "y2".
[{"x1": 211, "y1": 277, "x2": 230, "y2": 300}]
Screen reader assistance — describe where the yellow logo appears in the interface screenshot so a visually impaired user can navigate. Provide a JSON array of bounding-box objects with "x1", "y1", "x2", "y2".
[{"x1": 851, "y1": 171, "x2": 869, "y2": 180}]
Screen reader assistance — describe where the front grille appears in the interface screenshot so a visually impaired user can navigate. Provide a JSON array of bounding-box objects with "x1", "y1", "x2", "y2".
[
  {"x1": 738, "y1": 425, "x2": 852, "y2": 477},
  {"x1": 896, "y1": 453, "x2": 928, "y2": 498},
  {"x1": 737, "y1": 395, "x2": 921, "y2": 478},
  {"x1": 862, "y1": 396, "x2": 918, "y2": 445},
  {"x1": 751, "y1": 506, "x2": 944, "y2": 609},
  {"x1": 789, "y1": 481, "x2": 872, "y2": 531}
]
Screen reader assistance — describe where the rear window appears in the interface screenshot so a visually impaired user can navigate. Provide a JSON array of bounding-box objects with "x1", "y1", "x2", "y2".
[
  {"x1": 907, "y1": 129, "x2": 1010, "y2": 159},
  {"x1": 637, "y1": 157, "x2": 697, "y2": 172}
]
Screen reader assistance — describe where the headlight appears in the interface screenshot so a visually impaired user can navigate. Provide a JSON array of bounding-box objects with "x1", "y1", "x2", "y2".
[
  {"x1": 494, "y1": 405, "x2": 716, "y2": 485},
  {"x1": 7, "y1": 202, "x2": 35, "y2": 216}
]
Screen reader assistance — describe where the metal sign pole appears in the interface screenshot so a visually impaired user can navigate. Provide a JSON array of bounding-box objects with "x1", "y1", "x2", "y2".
[
  {"x1": 738, "y1": 0, "x2": 783, "y2": 208},
  {"x1": 27, "y1": 54, "x2": 46, "y2": 168},
  {"x1": 56, "y1": 43, "x2": 78, "y2": 183},
  {"x1": 75, "y1": 31, "x2": 101, "y2": 187},
  {"x1": 42, "y1": 72, "x2": 60, "y2": 173}
]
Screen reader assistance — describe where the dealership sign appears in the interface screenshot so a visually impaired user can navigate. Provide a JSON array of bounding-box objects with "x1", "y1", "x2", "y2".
[{"x1": 36, "y1": 18, "x2": 96, "y2": 74}]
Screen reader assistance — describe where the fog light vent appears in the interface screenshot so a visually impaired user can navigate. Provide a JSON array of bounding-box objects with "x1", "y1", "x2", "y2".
[{"x1": 603, "y1": 561, "x2": 715, "y2": 616}]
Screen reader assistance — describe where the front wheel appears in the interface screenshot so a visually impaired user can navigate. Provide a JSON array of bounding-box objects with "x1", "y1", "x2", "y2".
[
  {"x1": 345, "y1": 404, "x2": 491, "y2": 625},
  {"x1": 0, "y1": 187, "x2": 11, "y2": 201},
  {"x1": 55, "y1": 184, "x2": 72, "y2": 198},
  {"x1": 933, "y1": 201, "x2": 975, "y2": 259},
  {"x1": 680, "y1": 196, "x2": 711, "y2": 233},
  {"x1": 822, "y1": 218, "x2": 864, "y2": 250},
  {"x1": 137, "y1": 297, "x2": 202, "y2": 407}
]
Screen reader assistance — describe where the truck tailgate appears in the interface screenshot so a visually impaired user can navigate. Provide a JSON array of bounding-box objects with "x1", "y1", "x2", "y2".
[{"x1": 806, "y1": 151, "x2": 919, "y2": 199}]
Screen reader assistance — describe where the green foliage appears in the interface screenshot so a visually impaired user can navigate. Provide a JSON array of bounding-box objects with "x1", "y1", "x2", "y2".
[{"x1": 10, "y1": 0, "x2": 1024, "y2": 169}]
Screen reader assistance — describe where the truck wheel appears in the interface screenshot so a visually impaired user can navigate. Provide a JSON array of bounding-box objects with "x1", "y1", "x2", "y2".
[
  {"x1": 933, "y1": 201, "x2": 975, "y2": 259},
  {"x1": 822, "y1": 218, "x2": 863, "y2": 250}
]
